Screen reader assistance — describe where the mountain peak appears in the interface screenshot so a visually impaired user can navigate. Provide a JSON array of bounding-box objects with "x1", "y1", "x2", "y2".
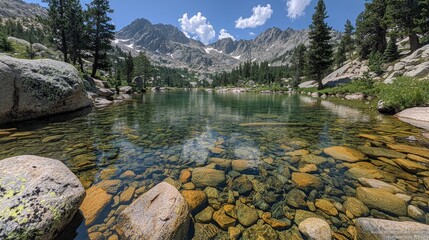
[
  {"x1": 114, "y1": 18, "x2": 341, "y2": 73},
  {"x1": 0, "y1": 0, "x2": 47, "y2": 18}
]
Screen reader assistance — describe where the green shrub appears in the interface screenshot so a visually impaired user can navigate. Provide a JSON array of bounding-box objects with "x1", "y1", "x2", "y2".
[
  {"x1": 368, "y1": 51, "x2": 384, "y2": 76},
  {"x1": 0, "y1": 32, "x2": 13, "y2": 52},
  {"x1": 377, "y1": 77, "x2": 429, "y2": 112}
]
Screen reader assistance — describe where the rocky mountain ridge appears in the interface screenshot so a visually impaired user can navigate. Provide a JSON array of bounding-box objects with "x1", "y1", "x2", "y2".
[
  {"x1": 0, "y1": 0, "x2": 47, "y2": 19},
  {"x1": 114, "y1": 18, "x2": 342, "y2": 72}
]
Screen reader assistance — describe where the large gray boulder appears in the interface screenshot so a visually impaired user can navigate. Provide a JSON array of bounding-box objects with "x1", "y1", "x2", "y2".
[
  {"x1": 0, "y1": 155, "x2": 85, "y2": 240},
  {"x1": 355, "y1": 218, "x2": 429, "y2": 240},
  {"x1": 0, "y1": 55, "x2": 93, "y2": 124},
  {"x1": 117, "y1": 182, "x2": 191, "y2": 240}
]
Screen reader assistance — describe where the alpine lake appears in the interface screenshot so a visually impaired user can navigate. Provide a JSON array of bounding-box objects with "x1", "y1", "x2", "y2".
[{"x1": 1, "y1": 90, "x2": 429, "y2": 240}]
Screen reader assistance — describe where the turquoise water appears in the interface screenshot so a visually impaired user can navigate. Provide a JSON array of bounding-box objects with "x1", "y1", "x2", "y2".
[{"x1": 0, "y1": 91, "x2": 428, "y2": 239}]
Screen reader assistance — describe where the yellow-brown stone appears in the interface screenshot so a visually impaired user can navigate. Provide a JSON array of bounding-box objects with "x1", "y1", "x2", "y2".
[
  {"x1": 80, "y1": 186, "x2": 112, "y2": 225},
  {"x1": 179, "y1": 169, "x2": 192, "y2": 183},
  {"x1": 323, "y1": 146, "x2": 366, "y2": 162},
  {"x1": 388, "y1": 144, "x2": 429, "y2": 158},
  {"x1": 292, "y1": 172, "x2": 323, "y2": 189},
  {"x1": 315, "y1": 199, "x2": 338, "y2": 216},
  {"x1": 120, "y1": 187, "x2": 135, "y2": 203},
  {"x1": 181, "y1": 190, "x2": 207, "y2": 211}
]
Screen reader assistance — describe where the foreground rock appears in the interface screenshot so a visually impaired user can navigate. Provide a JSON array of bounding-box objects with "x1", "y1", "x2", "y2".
[
  {"x1": 0, "y1": 155, "x2": 85, "y2": 240},
  {"x1": 356, "y1": 187, "x2": 407, "y2": 216},
  {"x1": 117, "y1": 182, "x2": 190, "y2": 240},
  {"x1": 355, "y1": 218, "x2": 429, "y2": 240},
  {"x1": 0, "y1": 55, "x2": 93, "y2": 124},
  {"x1": 298, "y1": 217, "x2": 332, "y2": 240}
]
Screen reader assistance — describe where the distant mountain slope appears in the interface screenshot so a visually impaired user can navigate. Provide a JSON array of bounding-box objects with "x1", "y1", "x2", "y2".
[
  {"x1": 114, "y1": 18, "x2": 342, "y2": 72},
  {"x1": 0, "y1": 0, "x2": 47, "y2": 18}
]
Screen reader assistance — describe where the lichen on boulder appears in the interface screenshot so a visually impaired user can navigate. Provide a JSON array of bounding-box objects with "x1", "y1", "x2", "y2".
[{"x1": 0, "y1": 155, "x2": 85, "y2": 240}]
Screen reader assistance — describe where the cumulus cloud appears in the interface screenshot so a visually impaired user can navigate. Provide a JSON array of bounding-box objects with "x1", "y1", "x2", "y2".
[
  {"x1": 235, "y1": 4, "x2": 273, "y2": 29},
  {"x1": 249, "y1": 32, "x2": 256, "y2": 36},
  {"x1": 218, "y1": 29, "x2": 235, "y2": 40},
  {"x1": 286, "y1": 0, "x2": 312, "y2": 19},
  {"x1": 179, "y1": 12, "x2": 216, "y2": 45}
]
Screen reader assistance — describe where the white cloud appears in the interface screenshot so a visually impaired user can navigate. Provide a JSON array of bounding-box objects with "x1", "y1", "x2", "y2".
[
  {"x1": 249, "y1": 32, "x2": 256, "y2": 36},
  {"x1": 235, "y1": 4, "x2": 273, "y2": 29},
  {"x1": 286, "y1": 0, "x2": 312, "y2": 19},
  {"x1": 218, "y1": 29, "x2": 235, "y2": 41},
  {"x1": 179, "y1": 12, "x2": 216, "y2": 45}
]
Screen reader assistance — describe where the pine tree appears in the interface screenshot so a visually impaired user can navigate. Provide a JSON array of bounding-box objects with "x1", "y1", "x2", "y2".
[
  {"x1": 355, "y1": 0, "x2": 388, "y2": 59},
  {"x1": 86, "y1": 0, "x2": 115, "y2": 78},
  {"x1": 134, "y1": 52, "x2": 152, "y2": 89},
  {"x1": 125, "y1": 52, "x2": 134, "y2": 84},
  {"x1": 385, "y1": 0, "x2": 421, "y2": 52},
  {"x1": 417, "y1": 0, "x2": 429, "y2": 36},
  {"x1": 43, "y1": 0, "x2": 69, "y2": 62},
  {"x1": 66, "y1": 0, "x2": 86, "y2": 71},
  {"x1": 335, "y1": 40, "x2": 347, "y2": 68},
  {"x1": 343, "y1": 19, "x2": 355, "y2": 60},
  {"x1": 290, "y1": 44, "x2": 307, "y2": 88},
  {"x1": 384, "y1": 36, "x2": 399, "y2": 62},
  {"x1": 308, "y1": 0, "x2": 333, "y2": 90}
]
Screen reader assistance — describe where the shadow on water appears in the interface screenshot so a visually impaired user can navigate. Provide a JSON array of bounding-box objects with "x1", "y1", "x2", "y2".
[{"x1": 0, "y1": 107, "x2": 93, "y2": 131}]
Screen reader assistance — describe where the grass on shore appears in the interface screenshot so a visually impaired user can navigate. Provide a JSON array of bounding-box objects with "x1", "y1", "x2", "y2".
[{"x1": 299, "y1": 76, "x2": 429, "y2": 113}]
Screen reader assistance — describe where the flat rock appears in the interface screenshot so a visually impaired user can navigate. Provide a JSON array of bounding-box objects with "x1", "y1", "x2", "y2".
[
  {"x1": 292, "y1": 172, "x2": 323, "y2": 190},
  {"x1": 388, "y1": 143, "x2": 429, "y2": 159},
  {"x1": 343, "y1": 197, "x2": 369, "y2": 218},
  {"x1": 355, "y1": 217, "x2": 429, "y2": 240},
  {"x1": 80, "y1": 186, "x2": 112, "y2": 225},
  {"x1": 394, "y1": 158, "x2": 428, "y2": 173},
  {"x1": 231, "y1": 160, "x2": 258, "y2": 174},
  {"x1": 0, "y1": 155, "x2": 85, "y2": 240},
  {"x1": 360, "y1": 146, "x2": 406, "y2": 159},
  {"x1": 117, "y1": 182, "x2": 190, "y2": 240},
  {"x1": 356, "y1": 187, "x2": 407, "y2": 216},
  {"x1": 323, "y1": 146, "x2": 366, "y2": 162},
  {"x1": 192, "y1": 168, "x2": 226, "y2": 187},
  {"x1": 358, "y1": 178, "x2": 404, "y2": 193}
]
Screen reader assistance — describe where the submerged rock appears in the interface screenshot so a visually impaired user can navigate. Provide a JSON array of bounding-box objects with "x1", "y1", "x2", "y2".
[
  {"x1": 0, "y1": 155, "x2": 85, "y2": 240},
  {"x1": 0, "y1": 55, "x2": 93, "y2": 125},
  {"x1": 323, "y1": 146, "x2": 366, "y2": 162},
  {"x1": 292, "y1": 172, "x2": 323, "y2": 190},
  {"x1": 355, "y1": 217, "x2": 429, "y2": 240},
  {"x1": 117, "y1": 182, "x2": 190, "y2": 240},
  {"x1": 80, "y1": 185, "x2": 112, "y2": 225},
  {"x1": 236, "y1": 202, "x2": 259, "y2": 227},
  {"x1": 298, "y1": 217, "x2": 332, "y2": 240},
  {"x1": 192, "y1": 167, "x2": 226, "y2": 187},
  {"x1": 241, "y1": 222, "x2": 278, "y2": 240},
  {"x1": 356, "y1": 187, "x2": 407, "y2": 216},
  {"x1": 181, "y1": 190, "x2": 207, "y2": 211}
]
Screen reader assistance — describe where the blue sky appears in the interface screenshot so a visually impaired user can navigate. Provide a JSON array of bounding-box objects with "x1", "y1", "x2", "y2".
[{"x1": 25, "y1": 0, "x2": 365, "y2": 44}]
